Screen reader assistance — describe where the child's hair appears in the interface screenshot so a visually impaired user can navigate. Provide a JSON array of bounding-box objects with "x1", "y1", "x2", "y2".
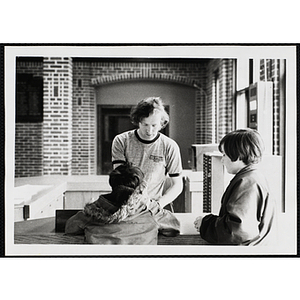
[
  {"x1": 130, "y1": 97, "x2": 169, "y2": 129},
  {"x1": 108, "y1": 162, "x2": 145, "y2": 207},
  {"x1": 218, "y1": 128, "x2": 265, "y2": 165},
  {"x1": 84, "y1": 163, "x2": 144, "y2": 218},
  {"x1": 109, "y1": 162, "x2": 144, "y2": 190}
]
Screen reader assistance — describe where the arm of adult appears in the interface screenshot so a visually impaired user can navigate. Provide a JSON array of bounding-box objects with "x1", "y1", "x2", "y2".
[
  {"x1": 158, "y1": 175, "x2": 183, "y2": 208},
  {"x1": 111, "y1": 134, "x2": 126, "y2": 169}
]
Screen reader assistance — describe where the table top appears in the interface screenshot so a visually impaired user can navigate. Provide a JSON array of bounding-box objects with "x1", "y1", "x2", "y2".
[{"x1": 14, "y1": 217, "x2": 208, "y2": 245}]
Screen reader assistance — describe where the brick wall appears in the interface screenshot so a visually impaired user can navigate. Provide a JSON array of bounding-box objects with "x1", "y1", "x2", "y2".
[
  {"x1": 15, "y1": 58, "x2": 235, "y2": 177},
  {"x1": 42, "y1": 57, "x2": 73, "y2": 175},
  {"x1": 259, "y1": 59, "x2": 283, "y2": 155},
  {"x1": 14, "y1": 57, "x2": 285, "y2": 177},
  {"x1": 72, "y1": 61, "x2": 96, "y2": 175},
  {"x1": 72, "y1": 59, "x2": 209, "y2": 175},
  {"x1": 205, "y1": 58, "x2": 282, "y2": 150},
  {"x1": 15, "y1": 123, "x2": 43, "y2": 177},
  {"x1": 219, "y1": 59, "x2": 234, "y2": 140},
  {"x1": 206, "y1": 59, "x2": 235, "y2": 143}
]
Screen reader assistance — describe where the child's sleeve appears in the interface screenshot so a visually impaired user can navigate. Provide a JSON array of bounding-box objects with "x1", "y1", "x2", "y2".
[{"x1": 65, "y1": 211, "x2": 92, "y2": 235}]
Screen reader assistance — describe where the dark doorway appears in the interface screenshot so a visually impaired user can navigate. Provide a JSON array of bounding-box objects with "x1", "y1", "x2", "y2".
[{"x1": 97, "y1": 106, "x2": 135, "y2": 175}]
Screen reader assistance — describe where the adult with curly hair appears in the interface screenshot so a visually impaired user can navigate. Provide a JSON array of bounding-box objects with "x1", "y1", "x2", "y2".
[{"x1": 112, "y1": 97, "x2": 183, "y2": 236}]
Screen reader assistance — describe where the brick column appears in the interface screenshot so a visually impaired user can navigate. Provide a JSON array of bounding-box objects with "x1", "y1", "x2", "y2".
[{"x1": 43, "y1": 57, "x2": 73, "y2": 175}]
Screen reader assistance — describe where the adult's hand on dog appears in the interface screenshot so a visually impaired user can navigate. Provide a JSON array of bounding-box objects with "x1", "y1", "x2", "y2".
[{"x1": 147, "y1": 199, "x2": 161, "y2": 216}]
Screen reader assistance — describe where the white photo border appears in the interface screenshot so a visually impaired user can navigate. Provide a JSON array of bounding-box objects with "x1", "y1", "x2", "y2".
[{"x1": 4, "y1": 44, "x2": 298, "y2": 256}]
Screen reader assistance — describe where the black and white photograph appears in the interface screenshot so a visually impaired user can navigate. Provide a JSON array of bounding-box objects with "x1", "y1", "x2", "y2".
[{"x1": 3, "y1": 44, "x2": 297, "y2": 257}]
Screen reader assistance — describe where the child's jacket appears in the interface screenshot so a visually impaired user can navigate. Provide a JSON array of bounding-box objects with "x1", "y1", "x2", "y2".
[
  {"x1": 65, "y1": 184, "x2": 160, "y2": 244},
  {"x1": 200, "y1": 164, "x2": 276, "y2": 245}
]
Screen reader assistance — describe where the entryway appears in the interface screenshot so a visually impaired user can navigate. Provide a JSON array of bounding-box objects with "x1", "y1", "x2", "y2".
[{"x1": 97, "y1": 105, "x2": 135, "y2": 175}]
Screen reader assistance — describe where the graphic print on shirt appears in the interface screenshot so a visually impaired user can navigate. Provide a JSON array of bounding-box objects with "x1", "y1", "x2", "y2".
[
  {"x1": 149, "y1": 155, "x2": 164, "y2": 163},
  {"x1": 143, "y1": 148, "x2": 166, "y2": 196}
]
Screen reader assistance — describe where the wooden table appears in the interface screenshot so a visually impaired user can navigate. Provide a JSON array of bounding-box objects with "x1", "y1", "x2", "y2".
[{"x1": 14, "y1": 217, "x2": 208, "y2": 245}]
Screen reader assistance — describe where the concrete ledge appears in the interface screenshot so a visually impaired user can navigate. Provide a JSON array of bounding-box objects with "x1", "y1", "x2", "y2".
[
  {"x1": 14, "y1": 172, "x2": 204, "y2": 221},
  {"x1": 14, "y1": 176, "x2": 111, "y2": 221}
]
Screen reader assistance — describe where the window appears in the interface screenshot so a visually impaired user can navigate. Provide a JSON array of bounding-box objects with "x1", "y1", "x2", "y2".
[{"x1": 16, "y1": 74, "x2": 43, "y2": 122}]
